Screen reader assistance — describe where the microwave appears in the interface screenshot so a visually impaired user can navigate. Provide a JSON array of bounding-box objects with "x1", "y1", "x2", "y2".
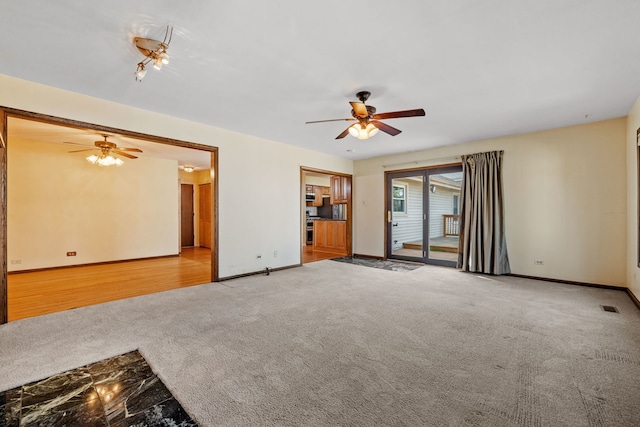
[{"x1": 305, "y1": 194, "x2": 315, "y2": 201}]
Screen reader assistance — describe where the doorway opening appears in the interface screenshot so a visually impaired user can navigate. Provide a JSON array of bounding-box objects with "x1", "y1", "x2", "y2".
[
  {"x1": 0, "y1": 107, "x2": 219, "y2": 323},
  {"x1": 300, "y1": 167, "x2": 352, "y2": 264},
  {"x1": 386, "y1": 164, "x2": 462, "y2": 267}
]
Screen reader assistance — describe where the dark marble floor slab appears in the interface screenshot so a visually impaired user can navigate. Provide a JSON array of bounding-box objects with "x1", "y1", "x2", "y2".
[
  {"x1": 331, "y1": 256, "x2": 422, "y2": 272},
  {"x1": 0, "y1": 350, "x2": 197, "y2": 426}
]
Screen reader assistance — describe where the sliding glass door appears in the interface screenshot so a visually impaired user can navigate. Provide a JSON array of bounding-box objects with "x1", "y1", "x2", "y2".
[
  {"x1": 388, "y1": 173, "x2": 424, "y2": 260},
  {"x1": 386, "y1": 165, "x2": 462, "y2": 266}
]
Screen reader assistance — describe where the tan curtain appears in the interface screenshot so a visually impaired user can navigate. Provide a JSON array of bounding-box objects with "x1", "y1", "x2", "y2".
[{"x1": 457, "y1": 151, "x2": 510, "y2": 275}]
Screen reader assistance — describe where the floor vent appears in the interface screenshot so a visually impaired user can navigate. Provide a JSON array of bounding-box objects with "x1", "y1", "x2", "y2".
[{"x1": 601, "y1": 305, "x2": 619, "y2": 313}]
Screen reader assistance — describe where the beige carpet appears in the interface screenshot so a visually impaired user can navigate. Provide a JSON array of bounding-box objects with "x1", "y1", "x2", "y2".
[{"x1": 1, "y1": 261, "x2": 639, "y2": 426}]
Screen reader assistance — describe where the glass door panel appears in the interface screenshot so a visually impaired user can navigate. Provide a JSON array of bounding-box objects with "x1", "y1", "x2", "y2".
[
  {"x1": 390, "y1": 175, "x2": 424, "y2": 260},
  {"x1": 427, "y1": 171, "x2": 463, "y2": 264}
]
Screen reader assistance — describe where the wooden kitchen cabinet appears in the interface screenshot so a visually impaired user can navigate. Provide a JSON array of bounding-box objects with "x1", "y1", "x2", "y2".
[
  {"x1": 306, "y1": 185, "x2": 328, "y2": 207},
  {"x1": 312, "y1": 186, "x2": 324, "y2": 206},
  {"x1": 313, "y1": 220, "x2": 327, "y2": 248},
  {"x1": 313, "y1": 220, "x2": 347, "y2": 255},
  {"x1": 335, "y1": 221, "x2": 347, "y2": 250},
  {"x1": 330, "y1": 176, "x2": 351, "y2": 204}
]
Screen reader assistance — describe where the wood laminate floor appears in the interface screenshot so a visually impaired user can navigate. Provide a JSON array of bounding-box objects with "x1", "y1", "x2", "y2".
[
  {"x1": 7, "y1": 247, "x2": 212, "y2": 322},
  {"x1": 302, "y1": 246, "x2": 343, "y2": 264}
]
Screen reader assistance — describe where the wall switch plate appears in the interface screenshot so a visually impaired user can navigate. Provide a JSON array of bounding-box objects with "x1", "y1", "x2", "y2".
[{"x1": 10, "y1": 259, "x2": 21, "y2": 265}]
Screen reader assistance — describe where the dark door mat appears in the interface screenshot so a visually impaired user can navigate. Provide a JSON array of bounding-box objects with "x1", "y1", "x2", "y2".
[
  {"x1": 0, "y1": 350, "x2": 197, "y2": 426},
  {"x1": 331, "y1": 256, "x2": 422, "y2": 272}
]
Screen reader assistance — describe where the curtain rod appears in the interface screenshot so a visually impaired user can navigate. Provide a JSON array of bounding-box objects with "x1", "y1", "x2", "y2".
[{"x1": 382, "y1": 156, "x2": 461, "y2": 169}]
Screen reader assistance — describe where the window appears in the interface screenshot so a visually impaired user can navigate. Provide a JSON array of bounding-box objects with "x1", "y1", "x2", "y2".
[
  {"x1": 392, "y1": 184, "x2": 407, "y2": 214},
  {"x1": 452, "y1": 194, "x2": 459, "y2": 215}
]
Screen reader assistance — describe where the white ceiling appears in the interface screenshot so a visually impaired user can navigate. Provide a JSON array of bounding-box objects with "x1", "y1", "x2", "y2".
[{"x1": 1, "y1": 1, "x2": 640, "y2": 160}]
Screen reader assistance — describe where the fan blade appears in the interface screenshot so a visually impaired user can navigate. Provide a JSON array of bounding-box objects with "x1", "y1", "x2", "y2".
[
  {"x1": 372, "y1": 108, "x2": 425, "y2": 120},
  {"x1": 68, "y1": 148, "x2": 96, "y2": 153},
  {"x1": 372, "y1": 121, "x2": 402, "y2": 136},
  {"x1": 306, "y1": 118, "x2": 355, "y2": 124},
  {"x1": 350, "y1": 101, "x2": 369, "y2": 118},
  {"x1": 116, "y1": 147, "x2": 143, "y2": 152},
  {"x1": 112, "y1": 150, "x2": 138, "y2": 159},
  {"x1": 335, "y1": 127, "x2": 351, "y2": 139}
]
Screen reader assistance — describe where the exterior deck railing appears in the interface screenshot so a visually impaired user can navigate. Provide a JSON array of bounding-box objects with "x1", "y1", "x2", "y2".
[{"x1": 443, "y1": 214, "x2": 460, "y2": 236}]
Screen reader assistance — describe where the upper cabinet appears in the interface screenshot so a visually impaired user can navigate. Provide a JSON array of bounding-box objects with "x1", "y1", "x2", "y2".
[
  {"x1": 312, "y1": 186, "x2": 324, "y2": 206},
  {"x1": 306, "y1": 185, "x2": 329, "y2": 207},
  {"x1": 330, "y1": 175, "x2": 352, "y2": 204}
]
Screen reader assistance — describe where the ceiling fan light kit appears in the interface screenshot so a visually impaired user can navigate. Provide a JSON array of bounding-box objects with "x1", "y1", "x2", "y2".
[
  {"x1": 87, "y1": 154, "x2": 124, "y2": 167},
  {"x1": 134, "y1": 25, "x2": 173, "y2": 81},
  {"x1": 306, "y1": 90, "x2": 425, "y2": 140},
  {"x1": 349, "y1": 122, "x2": 379, "y2": 139}
]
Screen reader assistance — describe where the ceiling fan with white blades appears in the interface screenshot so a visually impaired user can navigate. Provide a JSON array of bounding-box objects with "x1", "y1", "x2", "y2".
[
  {"x1": 305, "y1": 91, "x2": 425, "y2": 140},
  {"x1": 67, "y1": 135, "x2": 143, "y2": 166}
]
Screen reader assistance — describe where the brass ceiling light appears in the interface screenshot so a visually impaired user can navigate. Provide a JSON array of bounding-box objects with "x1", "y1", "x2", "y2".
[{"x1": 133, "y1": 26, "x2": 173, "y2": 81}]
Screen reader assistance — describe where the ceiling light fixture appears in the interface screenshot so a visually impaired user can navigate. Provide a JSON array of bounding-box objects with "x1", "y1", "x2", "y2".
[
  {"x1": 133, "y1": 25, "x2": 173, "y2": 81},
  {"x1": 87, "y1": 154, "x2": 124, "y2": 167},
  {"x1": 348, "y1": 122, "x2": 379, "y2": 140},
  {"x1": 183, "y1": 165, "x2": 194, "y2": 173}
]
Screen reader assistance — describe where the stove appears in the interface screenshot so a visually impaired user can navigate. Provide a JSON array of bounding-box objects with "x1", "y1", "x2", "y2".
[{"x1": 306, "y1": 216, "x2": 320, "y2": 245}]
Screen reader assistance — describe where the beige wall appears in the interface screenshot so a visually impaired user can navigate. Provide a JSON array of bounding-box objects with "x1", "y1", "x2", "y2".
[
  {"x1": 305, "y1": 175, "x2": 331, "y2": 187},
  {"x1": 0, "y1": 74, "x2": 353, "y2": 278},
  {"x1": 8, "y1": 138, "x2": 179, "y2": 271},
  {"x1": 355, "y1": 118, "x2": 627, "y2": 286},
  {"x1": 626, "y1": 96, "x2": 640, "y2": 298}
]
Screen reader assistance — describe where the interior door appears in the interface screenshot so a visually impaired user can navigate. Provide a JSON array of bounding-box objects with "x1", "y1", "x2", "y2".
[
  {"x1": 180, "y1": 184, "x2": 194, "y2": 247},
  {"x1": 386, "y1": 166, "x2": 462, "y2": 266}
]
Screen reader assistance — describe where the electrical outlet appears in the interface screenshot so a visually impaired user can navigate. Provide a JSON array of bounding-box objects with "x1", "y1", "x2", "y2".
[
  {"x1": 256, "y1": 255, "x2": 262, "y2": 259},
  {"x1": 67, "y1": 251, "x2": 77, "y2": 256},
  {"x1": 273, "y1": 251, "x2": 277, "y2": 258},
  {"x1": 534, "y1": 260, "x2": 544, "y2": 265},
  {"x1": 10, "y1": 259, "x2": 21, "y2": 265}
]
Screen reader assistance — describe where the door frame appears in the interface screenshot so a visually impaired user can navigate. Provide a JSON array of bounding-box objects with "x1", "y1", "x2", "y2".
[
  {"x1": 384, "y1": 163, "x2": 462, "y2": 266},
  {"x1": 300, "y1": 167, "x2": 353, "y2": 261},
  {"x1": 0, "y1": 106, "x2": 219, "y2": 324}
]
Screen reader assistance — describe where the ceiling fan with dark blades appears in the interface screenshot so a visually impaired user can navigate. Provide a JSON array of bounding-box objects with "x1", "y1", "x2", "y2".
[
  {"x1": 305, "y1": 91, "x2": 425, "y2": 140},
  {"x1": 67, "y1": 135, "x2": 143, "y2": 166}
]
